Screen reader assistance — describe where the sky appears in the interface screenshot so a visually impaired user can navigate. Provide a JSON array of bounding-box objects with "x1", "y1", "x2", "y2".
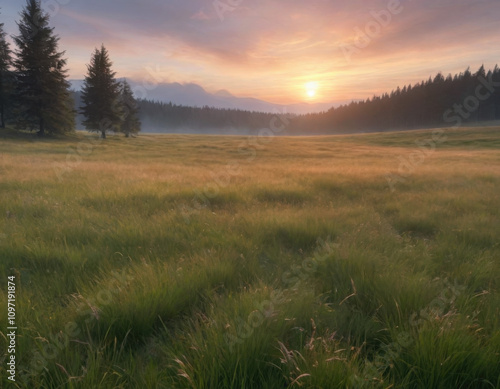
[{"x1": 2, "y1": 0, "x2": 500, "y2": 105}]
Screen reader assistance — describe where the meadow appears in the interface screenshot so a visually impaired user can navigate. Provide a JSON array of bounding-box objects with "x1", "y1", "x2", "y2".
[{"x1": 0, "y1": 126, "x2": 499, "y2": 388}]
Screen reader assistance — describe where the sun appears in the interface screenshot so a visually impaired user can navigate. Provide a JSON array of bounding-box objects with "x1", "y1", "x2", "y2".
[{"x1": 305, "y1": 81, "x2": 319, "y2": 99}]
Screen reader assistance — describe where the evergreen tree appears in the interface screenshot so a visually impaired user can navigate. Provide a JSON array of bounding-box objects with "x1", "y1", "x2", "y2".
[
  {"x1": 13, "y1": 0, "x2": 74, "y2": 135},
  {"x1": 118, "y1": 79, "x2": 141, "y2": 137},
  {"x1": 81, "y1": 45, "x2": 121, "y2": 139},
  {"x1": 289, "y1": 64, "x2": 500, "y2": 133},
  {"x1": 0, "y1": 9, "x2": 13, "y2": 128}
]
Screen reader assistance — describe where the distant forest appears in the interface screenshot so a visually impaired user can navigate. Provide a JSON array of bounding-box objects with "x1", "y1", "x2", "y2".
[
  {"x1": 293, "y1": 65, "x2": 500, "y2": 134},
  {"x1": 74, "y1": 91, "x2": 281, "y2": 135},
  {"x1": 77, "y1": 65, "x2": 499, "y2": 135}
]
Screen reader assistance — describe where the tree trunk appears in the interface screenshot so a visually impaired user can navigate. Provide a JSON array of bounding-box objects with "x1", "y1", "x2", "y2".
[
  {"x1": 0, "y1": 103, "x2": 4, "y2": 129},
  {"x1": 125, "y1": 133, "x2": 130, "y2": 138},
  {"x1": 38, "y1": 117, "x2": 45, "y2": 136},
  {"x1": 101, "y1": 130, "x2": 106, "y2": 139}
]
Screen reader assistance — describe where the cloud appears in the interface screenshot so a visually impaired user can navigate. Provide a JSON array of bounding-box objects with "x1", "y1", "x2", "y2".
[{"x1": 190, "y1": 10, "x2": 211, "y2": 21}]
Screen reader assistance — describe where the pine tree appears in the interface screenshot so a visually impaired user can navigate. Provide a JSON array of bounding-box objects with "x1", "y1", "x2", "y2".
[
  {"x1": 13, "y1": 0, "x2": 75, "y2": 135},
  {"x1": 0, "y1": 9, "x2": 13, "y2": 128},
  {"x1": 81, "y1": 45, "x2": 121, "y2": 139},
  {"x1": 118, "y1": 79, "x2": 141, "y2": 137}
]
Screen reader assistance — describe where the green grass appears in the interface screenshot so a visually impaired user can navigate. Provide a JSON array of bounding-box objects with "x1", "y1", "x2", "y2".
[{"x1": 0, "y1": 127, "x2": 499, "y2": 388}]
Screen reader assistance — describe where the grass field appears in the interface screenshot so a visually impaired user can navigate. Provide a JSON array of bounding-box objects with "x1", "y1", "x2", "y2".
[{"x1": 0, "y1": 126, "x2": 499, "y2": 388}]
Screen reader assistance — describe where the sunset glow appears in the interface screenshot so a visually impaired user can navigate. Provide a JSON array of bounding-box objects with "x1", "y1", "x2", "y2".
[
  {"x1": 306, "y1": 82, "x2": 319, "y2": 99},
  {"x1": 1, "y1": 1, "x2": 499, "y2": 106}
]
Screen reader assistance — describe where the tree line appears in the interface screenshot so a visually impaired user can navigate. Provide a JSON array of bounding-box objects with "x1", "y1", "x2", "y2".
[
  {"x1": 124, "y1": 64, "x2": 500, "y2": 135},
  {"x1": 137, "y1": 100, "x2": 281, "y2": 133},
  {"x1": 291, "y1": 65, "x2": 500, "y2": 134},
  {"x1": 0, "y1": 0, "x2": 140, "y2": 137}
]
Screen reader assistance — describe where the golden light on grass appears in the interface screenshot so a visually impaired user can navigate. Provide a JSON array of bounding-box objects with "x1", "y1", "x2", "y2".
[{"x1": 0, "y1": 127, "x2": 499, "y2": 387}]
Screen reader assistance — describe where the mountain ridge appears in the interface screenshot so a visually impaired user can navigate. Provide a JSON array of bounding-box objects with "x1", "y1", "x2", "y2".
[{"x1": 69, "y1": 79, "x2": 339, "y2": 115}]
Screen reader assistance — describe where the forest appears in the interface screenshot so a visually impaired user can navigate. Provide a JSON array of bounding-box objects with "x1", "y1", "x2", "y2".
[{"x1": 122, "y1": 65, "x2": 500, "y2": 134}]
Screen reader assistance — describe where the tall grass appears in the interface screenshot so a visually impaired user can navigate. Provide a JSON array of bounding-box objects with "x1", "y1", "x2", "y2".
[{"x1": 0, "y1": 127, "x2": 499, "y2": 388}]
